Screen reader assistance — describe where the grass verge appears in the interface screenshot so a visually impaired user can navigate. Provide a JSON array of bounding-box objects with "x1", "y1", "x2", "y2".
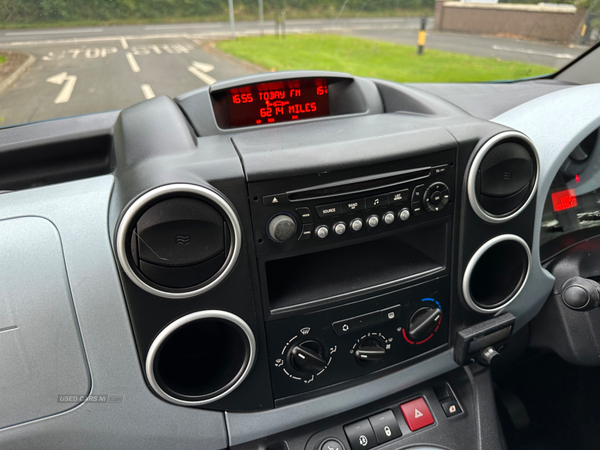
[
  {"x1": 0, "y1": 55, "x2": 5, "y2": 65},
  {"x1": 217, "y1": 34, "x2": 554, "y2": 83}
]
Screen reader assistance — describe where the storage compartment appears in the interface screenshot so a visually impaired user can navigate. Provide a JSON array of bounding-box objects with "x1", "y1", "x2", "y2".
[{"x1": 266, "y1": 221, "x2": 448, "y2": 311}]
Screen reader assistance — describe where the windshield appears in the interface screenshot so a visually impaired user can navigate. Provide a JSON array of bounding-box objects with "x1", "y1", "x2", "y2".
[{"x1": 0, "y1": 1, "x2": 597, "y2": 127}]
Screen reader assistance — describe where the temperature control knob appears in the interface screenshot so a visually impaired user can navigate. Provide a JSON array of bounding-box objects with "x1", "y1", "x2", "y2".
[
  {"x1": 290, "y1": 340, "x2": 327, "y2": 373},
  {"x1": 408, "y1": 307, "x2": 442, "y2": 342},
  {"x1": 355, "y1": 339, "x2": 386, "y2": 363},
  {"x1": 267, "y1": 214, "x2": 297, "y2": 243}
]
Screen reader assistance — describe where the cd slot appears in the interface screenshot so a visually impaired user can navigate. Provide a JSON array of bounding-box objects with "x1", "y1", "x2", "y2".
[{"x1": 287, "y1": 167, "x2": 431, "y2": 202}]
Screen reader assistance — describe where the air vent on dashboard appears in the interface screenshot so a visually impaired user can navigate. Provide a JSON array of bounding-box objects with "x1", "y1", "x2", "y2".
[
  {"x1": 468, "y1": 131, "x2": 539, "y2": 223},
  {"x1": 115, "y1": 184, "x2": 242, "y2": 299},
  {"x1": 463, "y1": 235, "x2": 531, "y2": 313},
  {"x1": 146, "y1": 310, "x2": 256, "y2": 406}
]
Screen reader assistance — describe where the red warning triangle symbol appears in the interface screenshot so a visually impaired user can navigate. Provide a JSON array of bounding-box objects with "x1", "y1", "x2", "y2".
[{"x1": 415, "y1": 409, "x2": 423, "y2": 418}]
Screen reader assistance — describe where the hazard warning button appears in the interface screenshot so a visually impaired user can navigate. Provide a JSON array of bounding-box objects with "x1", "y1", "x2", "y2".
[{"x1": 400, "y1": 397, "x2": 434, "y2": 431}]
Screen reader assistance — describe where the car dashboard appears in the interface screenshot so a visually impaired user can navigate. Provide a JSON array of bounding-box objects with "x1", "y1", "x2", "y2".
[{"x1": 1, "y1": 68, "x2": 600, "y2": 450}]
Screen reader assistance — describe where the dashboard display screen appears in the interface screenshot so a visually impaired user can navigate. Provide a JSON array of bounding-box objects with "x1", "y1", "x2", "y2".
[
  {"x1": 225, "y1": 78, "x2": 329, "y2": 128},
  {"x1": 551, "y1": 189, "x2": 578, "y2": 212}
]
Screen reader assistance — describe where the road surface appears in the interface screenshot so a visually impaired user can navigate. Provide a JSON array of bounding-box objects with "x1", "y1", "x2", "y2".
[{"x1": 0, "y1": 18, "x2": 589, "y2": 127}]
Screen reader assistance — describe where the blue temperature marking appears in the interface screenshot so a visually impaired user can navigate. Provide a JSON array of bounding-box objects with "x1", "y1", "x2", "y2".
[{"x1": 422, "y1": 298, "x2": 442, "y2": 310}]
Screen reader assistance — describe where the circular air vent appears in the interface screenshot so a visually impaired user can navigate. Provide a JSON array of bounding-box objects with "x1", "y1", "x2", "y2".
[
  {"x1": 115, "y1": 184, "x2": 242, "y2": 299},
  {"x1": 463, "y1": 235, "x2": 531, "y2": 313},
  {"x1": 468, "y1": 131, "x2": 539, "y2": 223},
  {"x1": 145, "y1": 310, "x2": 256, "y2": 406}
]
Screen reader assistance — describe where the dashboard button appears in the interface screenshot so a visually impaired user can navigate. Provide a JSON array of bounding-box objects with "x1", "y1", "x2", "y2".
[
  {"x1": 441, "y1": 399, "x2": 462, "y2": 417},
  {"x1": 334, "y1": 222, "x2": 347, "y2": 235},
  {"x1": 400, "y1": 397, "x2": 434, "y2": 431},
  {"x1": 383, "y1": 211, "x2": 395, "y2": 225},
  {"x1": 316, "y1": 203, "x2": 341, "y2": 219},
  {"x1": 344, "y1": 419, "x2": 377, "y2": 450},
  {"x1": 298, "y1": 223, "x2": 314, "y2": 240},
  {"x1": 368, "y1": 410, "x2": 402, "y2": 444},
  {"x1": 411, "y1": 184, "x2": 425, "y2": 202},
  {"x1": 262, "y1": 193, "x2": 286, "y2": 206},
  {"x1": 381, "y1": 304, "x2": 401, "y2": 322},
  {"x1": 365, "y1": 195, "x2": 389, "y2": 209},
  {"x1": 367, "y1": 215, "x2": 379, "y2": 228},
  {"x1": 295, "y1": 207, "x2": 313, "y2": 223},
  {"x1": 389, "y1": 189, "x2": 409, "y2": 204},
  {"x1": 320, "y1": 439, "x2": 345, "y2": 450},
  {"x1": 432, "y1": 164, "x2": 448, "y2": 176},
  {"x1": 350, "y1": 218, "x2": 363, "y2": 231},
  {"x1": 332, "y1": 318, "x2": 356, "y2": 336},
  {"x1": 399, "y1": 208, "x2": 410, "y2": 221},
  {"x1": 316, "y1": 225, "x2": 329, "y2": 239},
  {"x1": 341, "y1": 199, "x2": 366, "y2": 214},
  {"x1": 411, "y1": 202, "x2": 423, "y2": 216}
]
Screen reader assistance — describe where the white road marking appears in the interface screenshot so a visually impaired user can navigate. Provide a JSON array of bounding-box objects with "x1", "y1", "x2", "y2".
[
  {"x1": 144, "y1": 24, "x2": 224, "y2": 30},
  {"x1": 492, "y1": 45, "x2": 576, "y2": 59},
  {"x1": 126, "y1": 52, "x2": 140, "y2": 72},
  {"x1": 141, "y1": 84, "x2": 155, "y2": 99},
  {"x1": 6, "y1": 28, "x2": 103, "y2": 36},
  {"x1": 192, "y1": 61, "x2": 215, "y2": 72},
  {"x1": 46, "y1": 72, "x2": 77, "y2": 104},
  {"x1": 120, "y1": 37, "x2": 129, "y2": 49},
  {"x1": 187, "y1": 66, "x2": 216, "y2": 85}
]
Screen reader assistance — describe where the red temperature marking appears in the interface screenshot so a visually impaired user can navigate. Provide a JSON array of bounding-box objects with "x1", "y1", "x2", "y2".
[{"x1": 551, "y1": 189, "x2": 578, "y2": 212}]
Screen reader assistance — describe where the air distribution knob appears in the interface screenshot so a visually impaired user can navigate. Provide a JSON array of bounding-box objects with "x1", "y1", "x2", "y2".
[
  {"x1": 267, "y1": 214, "x2": 297, "y2": 243},
  {"x1": 354, "y1": 339, "x2": 386, "y2": 363},
  {"x1": 290, "y1": 340, "x2": 327, "y2": 373},
  {"x1": 408, "y1": 307, "x2": 442, "y2": 342},
  {"x1": 561, "y1": 276, "x2": 600, "y2": 310}
]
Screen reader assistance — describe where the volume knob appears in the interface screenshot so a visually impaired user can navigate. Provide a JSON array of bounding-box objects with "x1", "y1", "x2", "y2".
[{"x1": 267, "y1": 214, "x2": 297, "y2": 243}]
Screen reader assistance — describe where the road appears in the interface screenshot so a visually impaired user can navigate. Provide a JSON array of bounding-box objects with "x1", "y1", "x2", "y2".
[{"x1": 0, "y1": 18, "x2": 589, "y2": 127}]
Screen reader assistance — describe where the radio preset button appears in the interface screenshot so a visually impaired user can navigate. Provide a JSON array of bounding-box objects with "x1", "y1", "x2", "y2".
[
  {"x1": 298, "y1": 223, "x2": 314, "y2": 241},
  {"x1": 350, "y1": 218, "x2": 363, "y2": 231},
  {"x1": 383, "y1": 211, "x2": 395, "y2": 225},
  {"x1": 389, "y1": 189, "x2": 409, "y2": 204},
  {"x1": 366, "y1": 195, "x2": 389, "y2": 209},
  {"x1": 341, "y1": 199, "x2": 366, "y2": 214},
  {"x1": 334, "y1": 222, "x2": 347, "y2": 235},
  {"x1": 399, "y1": 208, "x2": 410, "y2": 221},
  {"x1": 316, "y1": 203, "x2": 341, "y2": 219},
  {"x1": 316, "y1": 225, "x2": 329, "y2": 239},
  {"x1": 295, "y1": 207, "x2": 313, "y2": 223},
  {"x1": 411, "y1": 184, "x2": 425, "y2": 202},
  {"x1": 367, "y1": 215, "x2": 379, "y2": 228}
]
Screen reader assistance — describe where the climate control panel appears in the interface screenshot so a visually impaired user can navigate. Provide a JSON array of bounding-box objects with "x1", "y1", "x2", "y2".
[{"x1": 266, "y1": 276, "x2": 449, "y2": 400}]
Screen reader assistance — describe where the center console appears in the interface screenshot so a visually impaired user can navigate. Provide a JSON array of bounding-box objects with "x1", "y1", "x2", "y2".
[{"x1": 107, "y1": 71, "x2": 541, "y2": 449}]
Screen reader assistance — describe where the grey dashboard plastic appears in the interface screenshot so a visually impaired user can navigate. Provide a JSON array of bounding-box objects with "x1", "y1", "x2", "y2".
[{"x1": 0, "y1": 80, "x2": 596, "y2": 449}]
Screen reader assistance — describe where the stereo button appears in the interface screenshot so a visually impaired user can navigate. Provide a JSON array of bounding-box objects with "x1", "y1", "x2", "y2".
[
  {"x1": 412, "y1": 184, "x2": 425, "y2": 202},
  {"x1": 316, "y1": 225, "x2": 329, "y2": 239},
  {"x1": 389, "y1": 189, "x2": 409, "y2": 204},
  {"x1": 334, "y1": 222, "x2": 347, "y2": 235},
  {"x1": 316, "y1": 203, "x2": 341, "y2": 218},
  {"x1": 263, "y1": 194, "x2": 286, "y2": 206},
  {"x1": 342, "y1": 199, "x2": 366, "y2": 214},
  {"x1": 295, "y1": 207, "x2": 313, "y2": 224},
  {"x1": 383, "y1": 212, "x2": 395, "y2": 224},
  {"x1": 350, "y1": 218, "x2": 363, "y2": 231},
  {"x1": 366, "y1": 195, "x2": 389, "y2": 209},
  {"x1": 298, "y1": 223, "x2": 314, "y2": 241},
  {"x1": 367, "y1": 215, "x2": 379, "y2": 228},
  {"x1": 433, "y1": 164, "x2": 448, "y2": 176},
  {"x1": 411, "y1": 202, "x2": 423, "y2": 216},
  {"x1": 399, "y1": 208, "x2": 410, "y2": 221}
]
